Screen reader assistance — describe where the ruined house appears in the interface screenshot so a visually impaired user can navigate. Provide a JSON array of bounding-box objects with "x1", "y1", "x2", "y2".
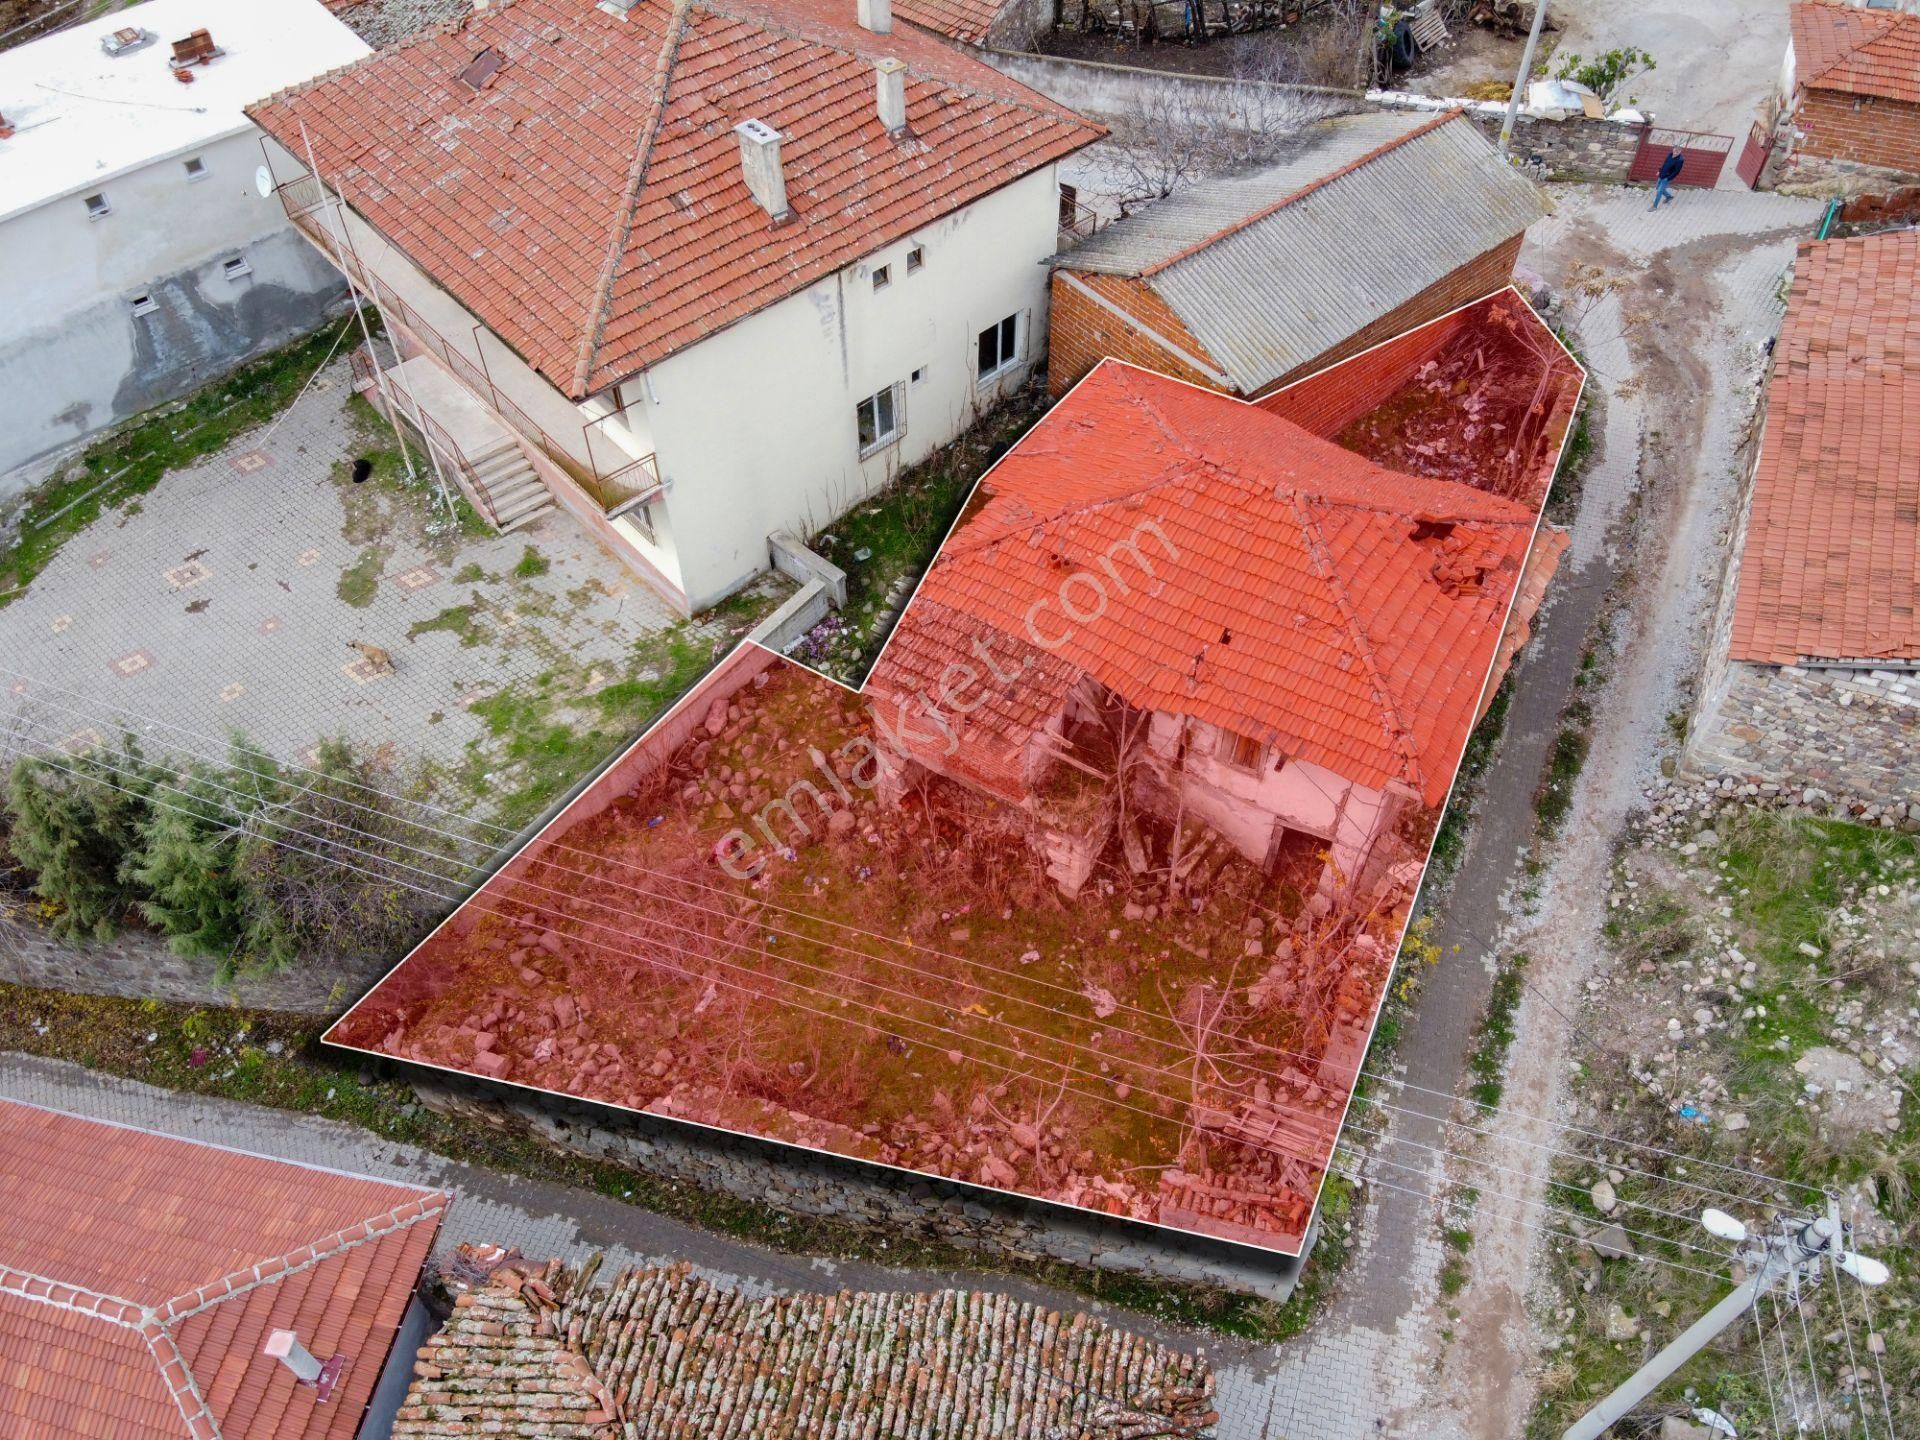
[
  {"x1": 1046, "y1": 109, "x2": 1549, "y2": 402},
  {"x1": 393, "y1": 1256, "x2": 1217, "y2": 1438},
  {"x1": 1779, "y1": 0, "x2": 1920, "y2": 186},
  {"x1": 866, "y1": 355, "x2": 1569, "y2": 896},
  {"x1": 1689, "y1": 230, "x2": 1920, "y2": 810}
]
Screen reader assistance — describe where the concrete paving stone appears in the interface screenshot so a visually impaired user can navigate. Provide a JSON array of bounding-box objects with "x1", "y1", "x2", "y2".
[{"x1": 0, "y1": 358, "x2": 716, "y2": 786}]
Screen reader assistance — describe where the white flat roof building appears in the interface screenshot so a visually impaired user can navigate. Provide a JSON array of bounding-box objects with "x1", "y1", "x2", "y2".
[{"x1": 0, "y1": 0, "x2": 369, "y2": 225}]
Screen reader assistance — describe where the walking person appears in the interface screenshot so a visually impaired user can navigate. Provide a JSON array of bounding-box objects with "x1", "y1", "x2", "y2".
[{"x1": 1651, "y1": 147, "x2": 1685, "y2": 209}]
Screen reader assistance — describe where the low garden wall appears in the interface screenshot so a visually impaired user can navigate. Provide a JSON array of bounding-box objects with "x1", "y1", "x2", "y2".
[{"x1": 410, "y1": 1068, "x2": 1316, "y2": 1303}]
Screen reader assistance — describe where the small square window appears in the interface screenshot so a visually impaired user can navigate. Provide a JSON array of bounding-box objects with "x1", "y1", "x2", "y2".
[
  {"x1": 911, "y1": 366, "x2": 926, "y2": 385},
  {"x1": 906, "y1": 246, "x2": 924, "y2": 273},
  {"x1": 856, "y1": 383, "x2": 903, "y2": 454},
  {"x1": 183, "y1": 156, "x2": 207, "y2": 180},
  {"x1": 84, "y1": 193, "x2": 111, "y2": 219},
  {"x1": 222, "y1": 255, "x2": 252, "y2": 280},
  {"x1": 130, "y1": 294, "x2": 158, "y2": 317},
  {"x1": 1220, "y1": 731, "x2": 1265, "y2": 773},
  {"x1": 872, "y1": 264, "x2": 891, "y2": 292}
]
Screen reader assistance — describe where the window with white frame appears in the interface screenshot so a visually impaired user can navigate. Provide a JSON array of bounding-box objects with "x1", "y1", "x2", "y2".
[
  {"x1": 872, "y1": 264, "x2": 891, "y2": 291},
  {"x1": 183, "y1": 156, "x2": 207, "y2": 181},
  {"x1": 130, "y1": 294, "x2": 158, "y2": 317},
  {"x1": 906, "y1": 245, "x2": 924, "y2": 273},
  {"x1": 856, "y1": 382, "x2": 904, "y2": 454},
  {"x1": 976, "y1": 313, "x2": 1021, "y2": 382},
  {"x1": 222, "y1": 255, "x2": 252, "y2": 280},
  {"x1": 84, "y1": 192, "x2": 111, "y2": 219}
]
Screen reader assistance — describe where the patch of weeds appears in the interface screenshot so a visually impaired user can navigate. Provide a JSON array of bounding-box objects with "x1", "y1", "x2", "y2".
[
  {"x1": 1544, "y1": 344, "x2": 1596, "y2": 528},
  {"x1": 454, "y1": 562, "x2": 489, "y2": 584},
  {"x1": 1467, "y1": 951, "x2": 1528, "y2": 1109},
  {"x1": 797, "y1": 387, "x2": 1050, "y2": 684},
  {"x1": 336, "y1": 546, "x2": 387, "y2": 608},
  {"x1": 513, "y1": 545, "x2": 550, "y2": 579},
  {"x1": 1427, "y1": 673, "x2": 1514, "y2": 887},
  {"x1": 407, "y1": 604, "x2": 485, "y2": 647},
  {"x1": 1535, "y1": 647, "x2": 1602, "y2": 838},
  {"x1": 0, "y1": 318, "x2": 363, "y2": 608},
  {"x1": 1437, "y1": 1255, "x2": 1469, "y2": 1297}
]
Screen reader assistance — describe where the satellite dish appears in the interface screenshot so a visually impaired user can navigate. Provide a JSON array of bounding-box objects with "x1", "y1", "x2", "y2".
[
  {"x1": 254, "y1": 165, "x2": 274, "y2": 198},
  {"x1": 1701, "y1": 1209, "x2": 1748, "y2": 1243},
  {"x1": 1837, "y1": 1250, "x2": 1891, "y2": 1287}
]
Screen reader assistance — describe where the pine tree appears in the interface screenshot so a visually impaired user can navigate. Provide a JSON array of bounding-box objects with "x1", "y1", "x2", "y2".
[{"x1": 3, "y1": 742, "x2": 152, "y2": 942}]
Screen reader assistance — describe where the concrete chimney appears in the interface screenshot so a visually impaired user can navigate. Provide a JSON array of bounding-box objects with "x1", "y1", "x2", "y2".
[
  {"x1": 875, "y1": 58, "x2": 907, "y2": 134},
  {"x1": 734, "y1": 119, "x2": 790, "y2": 221},
  {"x1": 858, "y1": 0, "x2": 891, "y2": 33},
  {"x1": 263, "y1": 1330, "x2": 323, "y2": 1385}
]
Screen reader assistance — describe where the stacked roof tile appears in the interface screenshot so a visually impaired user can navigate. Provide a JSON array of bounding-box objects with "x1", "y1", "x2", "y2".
[
  {"x1": 1729, "y1": 229, "x2": 1920, "y2": 666},
  {"x1": 246, "y1": 0, "x2": 1101, "y2": 399},
  {"x1": 1057, "y1": 111, "x2": 1548, "y2": 395},
  {"x1": 0, "y1": 1100, "x2": 445, "y2": 1439},
  {"x1": 867, "y1": 361, "x2": 1548, "y2": 808},
  {"x1": 1791, "y1": 0, "x2": 1920, "y2": 105},
  {"x1": 395, "y1": 1259, "x2": 1217, "y2": 1438}
]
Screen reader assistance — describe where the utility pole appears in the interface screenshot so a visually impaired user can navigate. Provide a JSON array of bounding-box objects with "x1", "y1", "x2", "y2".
[
  {"x1": 1497, "y1": 0, "x2": 1550, "y2": 155},
  {"x1": 1562, "y1": 1206, "x2": 1889, "y2": 1440}
]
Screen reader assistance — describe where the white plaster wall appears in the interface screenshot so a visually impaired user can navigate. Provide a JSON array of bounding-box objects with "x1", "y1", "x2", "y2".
[
  {"x1": 626, "y1": 165, "x2": 1063, "y2": 611},
  {"x1": 3, "y1": 130, "x2": 293, "y2": 328},
  {"x1": 0, "y1": 134, "x2": 346, "y2": 478}
]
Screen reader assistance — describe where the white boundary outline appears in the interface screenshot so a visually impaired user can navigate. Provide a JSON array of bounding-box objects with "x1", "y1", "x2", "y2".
[{"x1": 322, "y1": 284, "x2": 1587, "y2": 1263}]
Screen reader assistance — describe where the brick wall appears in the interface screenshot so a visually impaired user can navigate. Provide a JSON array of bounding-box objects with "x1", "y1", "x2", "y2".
[
  {"x1": 1794, "y1": 88, "x2": 1920, "y2": 178},
  {"x1": 1047, "y1": 271, "x2": 1229, "y2": 397},
  {"x1": 1257, "y1": 303, "x2": 1476, "y2": 437},
  {"x1": 1250, "y1": 234, "x2": 1526, "y2": 399},
  {"x1": 1050, "y1": 234, "x2": 1524, "y2": 403}
]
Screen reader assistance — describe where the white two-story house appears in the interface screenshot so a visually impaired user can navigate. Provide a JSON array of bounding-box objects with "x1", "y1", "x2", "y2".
[
  {"x1": 248, "y1": 0, "x2": 1102, "y2": 613},
  {"x1": 0, "y1": 0, "x2": 369, "y2": 482}
]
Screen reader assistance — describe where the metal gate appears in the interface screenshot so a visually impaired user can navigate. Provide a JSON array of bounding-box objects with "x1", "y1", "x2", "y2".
[
  {"x1": 1629, "y1": 125, "x2": 1736, "y2": 189},
  {"x1": 1735, "y1": 120, "x2": 1778, "y2": 189}
]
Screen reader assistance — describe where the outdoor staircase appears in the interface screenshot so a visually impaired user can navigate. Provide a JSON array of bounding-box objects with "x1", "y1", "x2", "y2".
[{"x1": 466, "y1": 437, "x2": 553, "y2": 533}]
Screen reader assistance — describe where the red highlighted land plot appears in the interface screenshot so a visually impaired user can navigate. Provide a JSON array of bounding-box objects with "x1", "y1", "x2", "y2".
[{"x1": 329, "y1": 290, "x2": 1583, "y2": 1257}]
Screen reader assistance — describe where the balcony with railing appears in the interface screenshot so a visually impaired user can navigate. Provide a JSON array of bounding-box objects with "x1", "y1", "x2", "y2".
[{"x1": 277, "y1": 175, "x2": 665, "y2": 524}]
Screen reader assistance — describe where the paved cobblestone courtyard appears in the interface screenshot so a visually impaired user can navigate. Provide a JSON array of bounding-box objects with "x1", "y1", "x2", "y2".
[{"x1": 0, "y1": 358, "x2": 744, "y2": 797}]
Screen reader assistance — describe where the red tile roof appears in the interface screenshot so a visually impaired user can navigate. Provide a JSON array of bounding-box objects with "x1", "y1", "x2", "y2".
[
  {"x1": 247, "y1": 0, "x2": 1101, "y2": 399},
  {"x1": 1730, "y1": 230, "x2": 1920, "y2": 665},
  {"x1": 1791, "y1": 0, "x2": 1920, "y2": 105},
  {"x1": 868, "y1": 362, "x2": 1548, "y2": 807},
  {"x1": 0, "y1": 1100, "x2": 446, "y2": 1440},
  {"x1": 894, "y1": 0, "x2": 1007, "y2": 44}
]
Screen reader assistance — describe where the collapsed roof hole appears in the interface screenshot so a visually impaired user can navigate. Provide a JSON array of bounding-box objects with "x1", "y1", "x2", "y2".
[{"x1": 1410, "y1": 519, "x2": 1455, "y2": 542}]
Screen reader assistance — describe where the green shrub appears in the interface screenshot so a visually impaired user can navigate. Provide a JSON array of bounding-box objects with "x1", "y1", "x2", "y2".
[{"x1": 3, "y1": 740, "x2": 154, "y2": 941}]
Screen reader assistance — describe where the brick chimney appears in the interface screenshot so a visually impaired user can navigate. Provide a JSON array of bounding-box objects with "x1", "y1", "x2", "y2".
[
  {"x1": 875, "y1": 58, "x2": 906, "y2": 135},
  {"x1": 858, "y1": 0, "x2": 891, "y2": 34},
  {"x1": 734, "y1": 119, "x2": 790, "y2": 222}
]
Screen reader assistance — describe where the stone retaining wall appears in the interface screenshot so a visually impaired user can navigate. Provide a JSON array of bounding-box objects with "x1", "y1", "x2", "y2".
[
  {"x1": 1685, "y1": 661, "x2": 1920, "y2": 821},
  {"x1": 409, "y1": 1070, "x2": 1314, "y2": 1303}
]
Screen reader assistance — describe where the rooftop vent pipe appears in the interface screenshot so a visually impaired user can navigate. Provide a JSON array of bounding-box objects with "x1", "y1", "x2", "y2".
[
  {"x1": 875, "y1": 58, "x2": 906, "y2": 134},
  {"x1": 734, "y1": 119, "x2": 790, "y2": 221},
  {"x1": 858, "y1": 0, "x2": 891, "y2": 34}
]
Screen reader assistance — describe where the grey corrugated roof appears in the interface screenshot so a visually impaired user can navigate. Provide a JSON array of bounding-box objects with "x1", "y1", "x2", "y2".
[{"x1": 1066, "y1": 111, "x2": 1549, "y2": 394}]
